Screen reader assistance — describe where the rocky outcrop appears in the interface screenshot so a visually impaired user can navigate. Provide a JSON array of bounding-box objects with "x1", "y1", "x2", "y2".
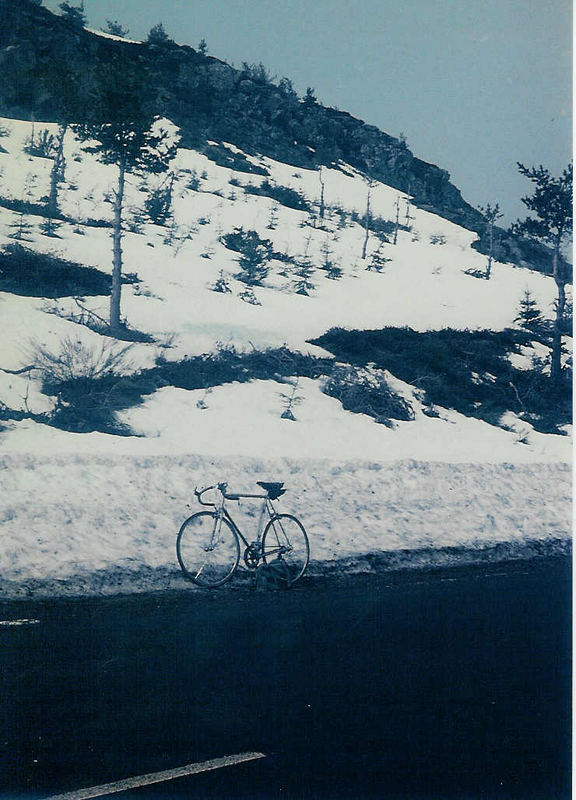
[{"x1": 0, "y1": 1, "x2": 562, "y2": 272}]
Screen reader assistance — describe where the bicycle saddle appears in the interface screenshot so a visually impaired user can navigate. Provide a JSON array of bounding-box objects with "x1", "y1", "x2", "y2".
[{"x1": 257, "y1": 481, "x2": 286, "y2": 500}]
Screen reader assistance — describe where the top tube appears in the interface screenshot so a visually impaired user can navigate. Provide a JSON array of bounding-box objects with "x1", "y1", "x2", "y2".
[{"x1": 223, "y1": 491, "x2": 269, "y2": 500}]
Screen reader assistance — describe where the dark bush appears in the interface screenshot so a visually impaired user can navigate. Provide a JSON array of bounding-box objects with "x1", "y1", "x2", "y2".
[
  {"x1": 244, "y1": 180, "x2": 310, "y2": 211},
  {"x1": 312, "y1": 326, "x2": 572, "y2": 434},
  {"x1": 204, "y1": 144, "x2": 268, "y2": 176},
  {"x1": 24, "y1": 128, "x2": 56, "y2": 159},
  {"x1": 220, "y1": 227, "x2": 275, "y2": 285},
  {"x1": 44, "y1": 341, "x2": 421, "y2": 435},
  {"x1": 0, "y1": 244, "x2": 117, "y2": 297},
  {"x1": 322, "y1": 364, "x2": 414, "y2": 425}
]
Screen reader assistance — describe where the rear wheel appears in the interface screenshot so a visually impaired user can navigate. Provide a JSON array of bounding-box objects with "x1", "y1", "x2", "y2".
[
  {"x1": 176, "y1": 511, "x2": 239, "y2": 588},
  {"x1": 262, "y1": 514, "x2": 310, "y2": 586}
]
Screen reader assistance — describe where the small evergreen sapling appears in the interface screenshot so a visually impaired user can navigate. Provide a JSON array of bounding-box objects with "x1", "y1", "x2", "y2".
[
  {"x1": 279, "y1": 380, "x2": 304, "y2": 421},
  {"x1": 196, "y1": 388, "x2": 212, "y2": 409},
  {"x1": 320, "y1": 240, "x2": 342, "y2": 279},
  {"x1": 9, "y1": 212, "x2": 34, "y2": 241},
  {"x1": 210, "y1": 271, "x2": 232, "y2": 293},
  {"x1": 239, "y1": 286, "x2": 261, "y2": 305},
  {"x1": 366, "y1": 241, "x2": 391, "y2": 273},
  {"x1": 144, "y1": 173, "x2": 175, "y2": 224},
  {"x1": 267, "y1": 204, "x2": 279, "y2": 230},
  {"x1": 515, "y1": 290, "x2": 544, "y2": 332}
]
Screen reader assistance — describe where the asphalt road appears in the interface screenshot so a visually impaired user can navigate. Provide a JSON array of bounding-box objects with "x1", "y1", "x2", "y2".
[{"x1": 0, "y1": 556, "x2": 571, "y2": 800}]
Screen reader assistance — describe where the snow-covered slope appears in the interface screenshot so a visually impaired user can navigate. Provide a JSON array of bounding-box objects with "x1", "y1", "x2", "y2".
[
  {"x1": 0, "y1": 117, "x2": 570, "y2": 461},
  {"x1": 0, "y1": 115, "x2": 571, "y2": 595}
]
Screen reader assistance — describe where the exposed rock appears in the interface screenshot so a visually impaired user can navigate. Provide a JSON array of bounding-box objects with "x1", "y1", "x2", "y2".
[{"x1": 0, "y1": 0, "x2": 563, "y2": 273}]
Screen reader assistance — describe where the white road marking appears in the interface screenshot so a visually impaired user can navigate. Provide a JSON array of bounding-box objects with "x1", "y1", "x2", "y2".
[
  {"x1": 43, "y1": 751, "x2": 266, "y2": 800},
  {"x1": 0, "y1": 619, "x2": 40, "y2": 627}
]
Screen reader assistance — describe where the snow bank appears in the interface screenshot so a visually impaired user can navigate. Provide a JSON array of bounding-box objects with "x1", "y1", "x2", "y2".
[{"x1": 0, "y1": 454, "x2": 570, "y2": 597}]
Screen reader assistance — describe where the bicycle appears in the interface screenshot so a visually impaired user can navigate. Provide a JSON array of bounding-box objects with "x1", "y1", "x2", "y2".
[{"x1": 176, "y1": 481, "x2": 310, "y2": 588}]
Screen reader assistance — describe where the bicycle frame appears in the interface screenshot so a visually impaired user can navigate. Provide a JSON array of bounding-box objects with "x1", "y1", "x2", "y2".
[{"x1": 197, "y1": 484, "x2": 277, "y2": 550}]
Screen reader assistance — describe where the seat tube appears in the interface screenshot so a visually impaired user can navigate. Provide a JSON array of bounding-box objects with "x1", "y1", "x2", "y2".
[{"x1": 256, "y1": 498, "x2": 268, "y2": 544}]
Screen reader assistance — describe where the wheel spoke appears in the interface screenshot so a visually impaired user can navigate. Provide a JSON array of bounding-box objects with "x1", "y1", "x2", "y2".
[
  {"x1": 262, "y1": 515, "x2": 309, "y2": 586},
  {"x1": 177, "y1": 513, "x2": 239, "y2": 588}
]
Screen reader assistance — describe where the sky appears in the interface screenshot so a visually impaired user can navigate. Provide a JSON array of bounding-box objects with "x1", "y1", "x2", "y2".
[{"x1": 43, "y1": 0, "x2": 572, "y2": 225}]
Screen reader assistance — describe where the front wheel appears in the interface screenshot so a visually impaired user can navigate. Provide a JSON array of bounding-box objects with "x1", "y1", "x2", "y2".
[
  {"x1": 262, "y1": 514, "x2": 310, "y2": 586},
  {"x1": 177, "y1": 511, "x2": 239, "y2": 588}
]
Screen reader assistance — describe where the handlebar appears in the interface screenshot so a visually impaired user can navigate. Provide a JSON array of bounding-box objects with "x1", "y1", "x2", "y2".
[{"x1": 194, "y1": 483, "x2": 269, "y2": 505}]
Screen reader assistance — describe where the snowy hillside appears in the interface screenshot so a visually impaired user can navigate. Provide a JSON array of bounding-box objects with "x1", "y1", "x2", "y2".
[
  {"x1": 0, "y1": 110, "x2": 571, "y2": 596},
  {"x1": 0, "y1": 117, "x2": 570, "y2": 462}
]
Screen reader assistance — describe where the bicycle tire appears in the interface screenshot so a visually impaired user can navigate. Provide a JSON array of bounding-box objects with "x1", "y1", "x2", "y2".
[
  {"x1": 176, "y1": 511, "x2": 240, "y2": 588},
  {"x1": 262, "y1": 513, "x2": 310, "y2": 586}
]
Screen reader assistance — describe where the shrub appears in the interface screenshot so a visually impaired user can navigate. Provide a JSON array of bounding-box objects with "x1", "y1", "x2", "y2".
[
  {"x1": 239, "y1": 286, "x2": 261, "y2": 304},
  {"x1": 144, "y1": 176, "x2": 174, "y2": 224},
  {"x1": 221, "y1": 227, "x2": 274, "y2": 285},
  {"x1": 146, "y1": 22, "x2": 172, "y2": 45},
  {"x1": 244, "y1": 180, "x2": 310, "y2": 211},
  {"x1": 312, "y1": 326, "x2": 572, "y2": 434},
  {"x1": 322, "y1": 364, "x2": 414, "y2": 426},
  {"x1": 210, "y1": 271, "x2": 232, "y2": 293},
  {"x1": 0, "y1": 244, "x2": 114, "y2": 297},
  {"x1": 32, "y1": 337, "x2": 134, "y2": 386},
  {"x1": 204, "y1": 144, "x2": 268, "y2": 176},
  {"x1": 430, "y1": 233, "x2": 447, "y2": 245},
  {"x1": 59, "y1": 2, "x2": 86, "y2": 27},
  {"x1": 24, "y1": 129, "x2": 56, "y2": 159},
  {"x1": 185, "y1": 170, "x2": 202, "y2": 191}
]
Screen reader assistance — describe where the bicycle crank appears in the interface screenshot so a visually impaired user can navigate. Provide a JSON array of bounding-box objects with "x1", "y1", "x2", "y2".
[{"x1": 243, "y1": 542, "x2": 262, "y2": 569}]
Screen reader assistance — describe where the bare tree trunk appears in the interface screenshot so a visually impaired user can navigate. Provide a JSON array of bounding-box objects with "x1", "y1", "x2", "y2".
[
  {"x1": 361, "y1": 184, "x2": 371, "y2": 259},
  {"x1": 486, "y1": 222, "x2": 493, "y2": 279},
  {"x1": 393, "y1": 196, "x2": 400, "y2": 245},
  {"x1": 318, "y1": 167, "x2": 325, "y2": 221},
  {"x1": 551, "y1": 242, "x2": 565, "y2": 383},
  {"x1": 110, "y1": 160, "x2": 126, "y2": 334},
  {"x1": 48, "y1": 123, "x2": 67, "y2": 222}
]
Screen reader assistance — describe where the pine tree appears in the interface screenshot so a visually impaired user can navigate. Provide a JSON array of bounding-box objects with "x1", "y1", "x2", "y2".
[
  {"x1": 198, "y1": 38, "x2": 208, "y2": 55},
  {"x1": 236, "y1": 236, "x2": 270, "y2": 285},
  {"x1": 144, "y1": 173, "x2": 175, "y2": 225},
  {"x1": 303, "y1": 87, "x2": 318, "y2": 106},
  {"x1": 266, "y1": 204, "x2": 279, "y2": 230},
  {"x1": 511, "y1": 162, "x2": 572, "y2": 382},
  {"x1": 147, "y1": 23, "x2": 171, "y2": 45},
  {"x1": 279, "y1": 381, "x2": 304, "y2": 421},
  {"x1": 366, "y1": 241, "x2": 391, "y2": 273},
  {"x1": 8, "y1": 212, "x2": 33, "y2": 241},
  {"x1": 478, "y1": 202, "x2": 503, "y2": 279},
  {"x1": 515, "y1": 290, "x2": 544, "y2": 332},
  {"x1": 320, "y1": 239, "x2": 342, "y2": 279},
  {"x1": 292, "y1": 254, "x2": 315, "y2": 295},
  {"x1": 104, "y1": 19, "x2": 129, "y2": 37},
  {"x1": 72, "y1": 57, "x2": 178, "y2": 334},
  {"x1": 210, "y1": 270, "x2": 232, "y2": 293},
  {"x1": 59, "y1": 2, "x2": 86, "y2": 27}
]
